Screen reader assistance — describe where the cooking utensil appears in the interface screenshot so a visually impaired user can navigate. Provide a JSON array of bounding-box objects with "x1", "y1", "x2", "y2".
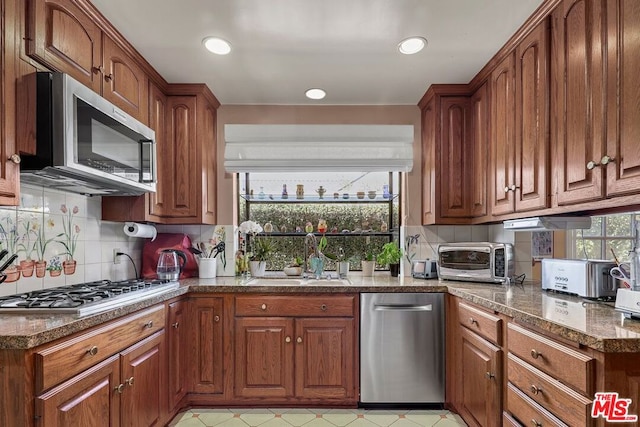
[
  {"x1": 0, "y1": 254, "x2": 18, "y2": 273},
  {"x1": 0, "y1": 249, "x2": 8, "y2": 262},
  {"x1": 610, "y1": 265, "x2": 631, "y2": 281}
]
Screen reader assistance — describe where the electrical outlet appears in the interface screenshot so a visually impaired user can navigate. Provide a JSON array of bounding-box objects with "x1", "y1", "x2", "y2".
[{"x1": 113, "y1": 248, "x2": 121, "y2": 264}]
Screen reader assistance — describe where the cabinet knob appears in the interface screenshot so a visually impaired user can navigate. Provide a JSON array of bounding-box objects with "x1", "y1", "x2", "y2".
[
  {"x1": 144, "y1": 321, "x2": 154, "y2": 329},
  {"x1": 87, "y1": 346, "x2": 99, "y2": 356},
  {"x1": 504, "y1": 186, "x2": 510, "y2": 193},
  {"x1": 171, "y1": 322, "x2": 179, "y2": 328},
  {"x1": 296, "y1": 337, "x2": 303, "y2": 344},
  {"x1": 531, "y1": 419, "x2": 542, "y2": 427},
  {"x1": 92, "y1": 65, "x2": 104, "y2": 75},
  {"x1": 285, "y1": 336, "x2": 291, "y2": 343},
  {"x1": 8, "y1": 154, "x2": 21, "y2": 164},
  {"x1": 126, "y1": 376, "x2": 134, "y2": 387},
  {"x1": 587, "y1": 155, "x2": 615, "y2": 170},
  {"x1": 104, "y1": 73, "x2": 113, "y2": 82},
  {"x1": 114, "y1": 383, "x2": 125, "y2": 394},
  {"x1": 214, "y1": 315, "x2": 220, "y2": 322},
  {"x1": 530, "y1": 384, "x2": 542, "y2": 395},
  {"x1": 321, "y1": 304, "x2": 327, "y2": 311},
  {"x1": 504, "y1": 185, "x2": 519, "y2": 192},
  {"x1": 530, "y1": 349, "x2": 541, "y2": 359},
  {"x1": 485, "y1": 372, "x2": 495, "y2": 380},
  {"x1": 469, "y1": 317, "x2": 478, "y2": 325},
  {"x1": 261, "y1": 304, "x2": 267, "y2": 310}
]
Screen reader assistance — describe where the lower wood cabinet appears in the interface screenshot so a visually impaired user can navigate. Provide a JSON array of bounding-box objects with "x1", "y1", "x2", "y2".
[
  {"x1": 167, "y1": 298, "x2": 187, "y2": 412},
  {"x1": 188, "y1": 296, "x2": 225, "y2": 396},
  {"x1": 35, "y1": 330, "x2": 165, "y2": 427},
  {"x1": 233, "y1": 294, "x2": 358, "y2": 405}
]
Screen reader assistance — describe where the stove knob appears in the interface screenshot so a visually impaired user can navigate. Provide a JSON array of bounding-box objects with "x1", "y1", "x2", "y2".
[{"x1": 87, "y1": 346, "x2": 98, "y2": 356}]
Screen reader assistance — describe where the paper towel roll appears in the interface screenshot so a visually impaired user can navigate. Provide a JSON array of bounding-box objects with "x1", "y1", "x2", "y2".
[{"x1": 124, "y1": 222, "x2": 157, "y2": 241}]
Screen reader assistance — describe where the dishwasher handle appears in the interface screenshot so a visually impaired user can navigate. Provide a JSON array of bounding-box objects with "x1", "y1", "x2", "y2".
[{"x1": 373, "y1": 303, "x2": 433, "y2": 312}]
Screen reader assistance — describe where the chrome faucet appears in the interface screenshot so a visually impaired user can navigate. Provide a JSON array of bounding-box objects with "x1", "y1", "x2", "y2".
[{"x1": 303, "y1": 233, "x2": 319, "y2": 278}]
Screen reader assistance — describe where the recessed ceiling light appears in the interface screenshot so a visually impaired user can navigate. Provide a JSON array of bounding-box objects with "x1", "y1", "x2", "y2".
[
  {"x1": 305, "y1": 88, "x2": 326, "y2": 100},
  {"x1": 203, "y1": 37, "x2": 231, "y2": 55},
  {"x1": 398, "y1": 37, "x2": 427, "y2": 55}
]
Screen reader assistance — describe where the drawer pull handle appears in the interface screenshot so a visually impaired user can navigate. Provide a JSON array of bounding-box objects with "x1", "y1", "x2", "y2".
[
  {"x1": 321, "y1": 304, "x2": 327, "y2": 311},
  {"x1": 214, "y1": 315, "x2": 220, "y2": 322},
  {"x1": 104, "y1": 73, "x2": 113, "y2": 82},
  {"x1": 530, "y1": 385, "x2": 542, "y2": 395},
  {"x1": 285, "y1": 336, "x2": 291, "y2": 343},
  {"x1": 87, "y1": 346, "x2": 98, "y2": 356},
  {"x1": 530, "y1": 349, "x2": 542, "y2": 359},
  {"x1": 144, "y1": 321, "x2": 154, "y2": 329},
  {"x1": 531, "y1": 419, "x2": 542, "y2": 427},
  {"x1": 114, "y1": 383, "x2": 125, "y2": 394},
  {"x1": 485, "y1": 372, "x2": 495, "y2": 380},
  {"x1": 8, "y1": 154, "x2": 21, "y2": 164},
  {"x1": 126, "y1": 376, "x2": 134, "y2": 387},
  {"x1": 92, "y1": 65, "x2": 104, "y2": 74},
  {"x1": 296, "y1": 337, "x2": 303, "y2": 344},
  {"x1": 469, "y1": 318, "x2": 478, "y2": 325},
  {"x1": 171, "y1": 322, "x2": 179, "y2": 328},
  {"x1": 261, "y1": 304, "x2": 267, "y2": 310}
]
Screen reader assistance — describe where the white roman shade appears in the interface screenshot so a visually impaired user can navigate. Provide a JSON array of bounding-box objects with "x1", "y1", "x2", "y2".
[{"x1": 224, "y1": 124, "x2": 414, "y2": 172}]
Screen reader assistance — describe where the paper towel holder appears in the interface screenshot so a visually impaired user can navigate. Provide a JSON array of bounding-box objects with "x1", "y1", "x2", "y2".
[{"x1": 124, "y1": 222, "x2": 157, "y2": 241}]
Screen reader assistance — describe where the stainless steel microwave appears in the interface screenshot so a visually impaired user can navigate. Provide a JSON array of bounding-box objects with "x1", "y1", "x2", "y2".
[
  {"x1": 20, "y1": 72, "x2": 156, "y2": 196},
  {"x1": 437, "y1": 242, "x2": 514, "y2": 283}
]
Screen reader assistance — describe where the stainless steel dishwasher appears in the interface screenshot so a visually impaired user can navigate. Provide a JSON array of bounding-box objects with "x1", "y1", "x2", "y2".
[{"x1": 360, "y1": 293, "x2": 444, "y2": 404}]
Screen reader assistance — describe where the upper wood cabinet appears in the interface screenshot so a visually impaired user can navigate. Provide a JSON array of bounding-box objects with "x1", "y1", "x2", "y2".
[
  {"x1": 102, "y1": 85, "x2": 219, "y2": 224},
  {"x1": 0, "y1": 0, "x2": 21, "y2": 205},
  {"x1": 470, "y1": 83, "x2": 490, "y2": 219},
  {"x1": 420, "y1": 86, "x2": 476, "y2": 224},
  {"x1": 27, "y1": 0, "x2": 148, "y2": 123},
  {"x1": 604, "y1": 0, "x2": 640, "y2": 198}
]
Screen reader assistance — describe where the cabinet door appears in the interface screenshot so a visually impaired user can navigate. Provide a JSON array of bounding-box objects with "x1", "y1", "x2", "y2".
[
  {"x1": 120, "y1": 331, "x2": 165, "y2": 427},
  {"x1": 440, "y1": 97, "x2": 472, "y2": 218},
  {"x1": 552, "y1": 0, "x2": 606, "y2": 205},
  {"x1": 294, "y1": 318, "x2": 355, "y2": 400},
  {"x1": 515, "y1": 20, "x2": 550, "y2": 212},
  {"x1": 471, "y1": 83, "x2": 489, "y2": 218},
  {"x1": 234, "y1": 317, "x2": 295, "y2": 398},
  {"x1": 605, "y1": 0, "x2": 640, "y2": 197},
  {"x1": 27, "y1": 0, "x2": 102, "y2": 93},
  {"x1": 490, "y1": 52, "x2": 516, "y2": 216},
  {"x1": 421, "y1": 97, "x2": 436, "y2": 224},
  {"x1": 102, "y1": 35, "x2": 148, "y2": 124},
  {"x1": 148, "y1": 82, "x2": 169, "y2": 218},
  {"x1": 164, "y1": 96, "x2": 198, "y2": 219},
  {"x1": 36, "y1": 355, "x2": 120, "y2": 427},
  {"x1": 189, "y1": 297, "x2": 225, "y2": 394},
  {"x1": 200, "y1": 98, "x2": 217, "y2": 224},
  {"x1": 167, "y1": 300, "x2": 186, "y2": 411},
  {"x1": 460, "y1": 327, "x2": 502, "y2": 427}
]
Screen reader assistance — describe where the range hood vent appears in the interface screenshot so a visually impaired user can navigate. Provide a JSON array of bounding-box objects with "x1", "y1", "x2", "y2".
[
  {"x1": 224, "y1": 124, "x2": 414, "y2": 172},
  {"x1": 503, "y1": 216, "x2": 592, "y2": 232}
]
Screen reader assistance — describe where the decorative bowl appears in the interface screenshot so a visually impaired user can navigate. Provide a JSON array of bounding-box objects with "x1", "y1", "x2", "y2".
[{"x1": 283, "y1": 266, "x2": 303, "y2": 276}]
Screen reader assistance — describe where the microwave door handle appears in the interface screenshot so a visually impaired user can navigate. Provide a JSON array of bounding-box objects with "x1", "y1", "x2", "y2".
[{"x1": 138, "y1": 139, "x2": 154, "y2": 183}]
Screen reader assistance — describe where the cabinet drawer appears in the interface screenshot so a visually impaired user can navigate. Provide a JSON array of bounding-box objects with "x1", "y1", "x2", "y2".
[
  {"x1": 235, "y1": 295, "x2": 355, "y2": 317},
  {"x1": 507, "y1": 382, "x2": 569, "y2": 427},
  {"x1": 508, "y1": 353, "x2": 592, "y2": 427},
  {"x1": 458, "y1": 301, "x2": 502, "y2": 345},
  {"x1": 508, "y1": 323, "x2": 593, "y2": 394},
  {"x1": 35, "y1": 305, "x2": 165, "y2": 393}
]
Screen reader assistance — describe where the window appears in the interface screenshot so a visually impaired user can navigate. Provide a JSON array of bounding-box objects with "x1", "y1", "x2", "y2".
[
  {"x1": 238, "y1": 172, "x2": 400, "y2": 271},
  {"x1": 568, "y1": 212, "x2": 639, "y2": 263}
]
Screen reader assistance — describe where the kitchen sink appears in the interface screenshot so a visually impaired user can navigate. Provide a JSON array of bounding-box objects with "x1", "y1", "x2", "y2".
[{"x1": 245, "y1": 276, "x2": 352, "y2": 286}]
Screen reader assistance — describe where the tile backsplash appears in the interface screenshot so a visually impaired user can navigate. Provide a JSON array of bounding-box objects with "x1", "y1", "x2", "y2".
[{"x1": 0, "y1": 185, "x2": 143, "y2": 297}]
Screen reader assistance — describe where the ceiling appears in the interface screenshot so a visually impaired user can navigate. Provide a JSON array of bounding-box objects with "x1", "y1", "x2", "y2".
[{"x1": 90, "y1": 0, "x2": 544, "y2": 105}]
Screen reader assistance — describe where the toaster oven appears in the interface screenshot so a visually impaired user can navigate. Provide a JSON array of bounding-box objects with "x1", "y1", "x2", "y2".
[{"x1": 437, "y1": 242, "x2": 514, "y2": 283}]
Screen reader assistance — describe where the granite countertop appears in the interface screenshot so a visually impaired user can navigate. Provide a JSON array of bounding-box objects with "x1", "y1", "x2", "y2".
[{"x1": 1, "y1": 274, "x2": 640, "y2": 352}]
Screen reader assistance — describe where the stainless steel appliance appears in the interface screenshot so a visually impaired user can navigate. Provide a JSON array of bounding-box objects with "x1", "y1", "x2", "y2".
[
  {"x1": 360, "y1": 293, "x2": 444, "y2": 404},
  {"x1": 411, "y1": 259, "x2": 438, "y2": 279},
  {"x1": 0, "y1": 279, "x2": 179, "y2": 316},
  {"x1": 21, "y1": 72, "x2": 156, "y2": 196},
  {"x1": 437, "y1": 242, "x2": 514, "y2": 283},
  {"x1": 542, "y1": 258, "x2": 618, "y2": 298}
]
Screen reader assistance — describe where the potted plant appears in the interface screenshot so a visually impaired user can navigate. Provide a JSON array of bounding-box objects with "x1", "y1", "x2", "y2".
[
  {"x1": 47, "y1": 256, "x2": 62, "y2": 277},
  {"x1": 249, "y1": 236, "x2": 275, "y2": 277},
  {"x1": 361, "y1": 250, "x2": 376, "y2": 277},
  {"x1": 283, "y1": 256, "x2": 303, "y2": 276},
  {"x1": 377, "y1": 242, "x2": 403, "y2": 277}
]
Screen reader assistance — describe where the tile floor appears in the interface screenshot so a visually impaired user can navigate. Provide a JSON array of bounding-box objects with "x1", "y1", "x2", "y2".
[{"x1": 168, "y1": 408, "x2": 467, "y2": 427}]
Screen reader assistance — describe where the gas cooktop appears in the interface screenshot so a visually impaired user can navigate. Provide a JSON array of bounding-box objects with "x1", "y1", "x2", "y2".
[{"x1": 0, "y1": 279, "x2": 180, "y2": 316}]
